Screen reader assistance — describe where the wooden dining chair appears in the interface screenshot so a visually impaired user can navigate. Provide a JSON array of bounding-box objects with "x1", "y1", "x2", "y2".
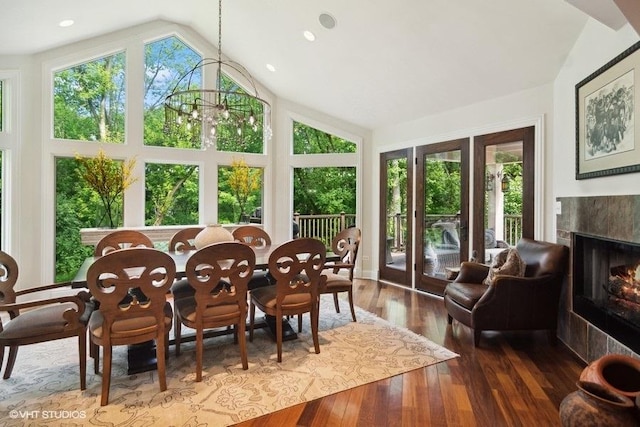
[
  {"x1": 168, "y1": 227, "x2": 205, "y2": 300},
  {"x1": 232, "y1": 225, "x2": 271, "y2": 249},
  {"x1": 321, "y1": 227, "x2": 361, "y2": 322},
  {"x1": 94, "y1": 229, "x2": 154, "y2": 256},
  {"x1": 168, "y1": 227, "x2": 203, "y2": 253},
  {"x1": 249, "y1": 238, "x2": 326, "y2": 362},
  {"x1": 0, "y1": 250, "x2": 91, "y2": 390},
  {"x1": 174, "y1": 242, "x2": 255, "y2": 381},
  {"x1": 86, "y1": 247, "x2": 175, "y2": 405},
  {"x1": 232, "y1": 225, "x2": 273, "y2": 289}
]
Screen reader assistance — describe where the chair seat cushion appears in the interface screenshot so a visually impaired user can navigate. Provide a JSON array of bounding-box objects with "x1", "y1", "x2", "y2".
[
  {"x1": 171, "y1": 279, "x2": 231, "y2": 300},
  {"x1": 248, "y1": 271, "x2": 273, "y2": 290},
  {"x1": 89, "y1": 302, "x2": 173, "y2": 339},
  {"x1": 0, "y1": 303, "x2": 86, "y2": 340},
  {"x1": 323, "y1": 272, "x2": 352, "y2": 290},
  {"x1": 170, "y1": 278, "x2": 194, "y2": 300},
  {"x1": 445, "y1": 282, "x2": 489, "y2": 311},
  {"x1": 174, "y1": 296, "x2": 241, "y2": 322},
  {"x1": 251, "y1": 285, "x2": 311, "y2": 309}
]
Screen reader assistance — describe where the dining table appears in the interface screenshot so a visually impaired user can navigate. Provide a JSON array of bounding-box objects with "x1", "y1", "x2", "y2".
[{"x1": 72, "y1": 242, "x2": 339, "y2": 374}]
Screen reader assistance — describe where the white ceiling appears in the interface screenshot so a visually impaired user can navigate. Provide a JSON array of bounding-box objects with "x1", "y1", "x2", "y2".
[{"x1": 0, "y1": 0, "x2": 615, "y2": 130}]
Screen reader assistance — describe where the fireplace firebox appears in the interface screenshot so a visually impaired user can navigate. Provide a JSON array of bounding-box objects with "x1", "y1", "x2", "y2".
[{"x1": 572, "y1": 232, "x2": 640, "y2": 354}]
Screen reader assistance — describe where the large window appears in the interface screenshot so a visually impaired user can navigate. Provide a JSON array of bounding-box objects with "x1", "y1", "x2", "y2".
[
  {"x1": 55, "y1": 157, "x2": 99, "y2": 281},
  {"x1": 145, "y1": 162, "x2": 199, "y2": 225},
  {"x1": 293, "y1": 121, "x2": 356, "y2": 155},
  {"x1": 53, "y1": 52, "x2": 126, "y2": 142},
  {"x1": 218, "y1": 163, "x2": 263, "y2": 224},
  {"x1": 215, "y1": 74, "x2": 266, "y2": 154},
  {"x1": 47, "y1": 28, "x2": 275, "y2": 281},
  {"x1": 144, "y1": 36, "x2": 202, "y2": 149},
  {"x1": 292, "y1": 120, "x2": 358, "y2": 245}
]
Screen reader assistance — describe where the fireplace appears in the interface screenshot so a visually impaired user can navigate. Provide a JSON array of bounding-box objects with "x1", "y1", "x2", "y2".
[{"x1": 572, "y1": 232, "x2": 640, "y2": 354}]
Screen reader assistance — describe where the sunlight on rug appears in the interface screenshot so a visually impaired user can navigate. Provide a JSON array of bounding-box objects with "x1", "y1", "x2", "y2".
[{"x1": 0, "y1": 295, "x2": 458, "y2": 426}]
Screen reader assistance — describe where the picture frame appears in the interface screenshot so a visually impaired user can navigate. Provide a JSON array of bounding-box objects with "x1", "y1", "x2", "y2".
[{"x1": 576, "y1": 41, "x2": 640, "y2": 180}]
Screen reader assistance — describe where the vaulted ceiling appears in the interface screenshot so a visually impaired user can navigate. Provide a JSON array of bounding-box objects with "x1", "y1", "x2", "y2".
[{"x1": 0, "y1": 0, "x2": 625, "y2": 131}]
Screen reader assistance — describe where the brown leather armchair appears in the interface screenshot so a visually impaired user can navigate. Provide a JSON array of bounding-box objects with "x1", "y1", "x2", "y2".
[{"x1": 443, "y1": 238, "x2": 569, "y2": 346}]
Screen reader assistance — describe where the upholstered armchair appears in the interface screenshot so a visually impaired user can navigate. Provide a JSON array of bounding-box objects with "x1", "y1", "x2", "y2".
[{"x1": 443, "y1": 238, "x2": 569, "y2": 346}]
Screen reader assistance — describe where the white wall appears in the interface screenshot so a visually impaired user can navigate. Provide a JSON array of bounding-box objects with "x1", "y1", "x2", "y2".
[{"x1": 553, "y1": 21, "x2": 639, "y2": 198}]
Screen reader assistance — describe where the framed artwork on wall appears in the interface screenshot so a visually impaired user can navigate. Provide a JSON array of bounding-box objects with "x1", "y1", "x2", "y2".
[{"x1": 576, "y1": 41, "x2": 640, "y2": 180}]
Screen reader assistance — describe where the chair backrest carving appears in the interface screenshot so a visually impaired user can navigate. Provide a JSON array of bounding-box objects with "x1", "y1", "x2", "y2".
[
  {"x1": 86, "y1": 247, "x2": 175, "y2": 327},
  {"x1": 169, "y1": 227, "x2": 203, "y2": 253},
  {"x1": 268, "y1": 238, "x2": 326, "y2": 303},
  {"x1": 232, "y1": 225, "x2": 272, "y2": 249},
  {"x1": 0, "y1": 251, "x2": 18, "y2": 305},
  {"x1": 332, "y1": 227, "x2": 361, "y2": 268},
  {"x1": 185, "y1": 242, "x2": 255, "y2": 313},
  {"x1": 94, "y1": 230, "x2": 154, "y2": 256}
]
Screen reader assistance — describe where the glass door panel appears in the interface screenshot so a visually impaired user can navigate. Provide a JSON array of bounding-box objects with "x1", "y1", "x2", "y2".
[
  {"x1": 379, "y1": 149, "x2": 412, "y2": 286},
  {"x1": 416, "y1": 139, "x2": 469, "y2": 295},
  {"x1": 474, "y1": 127, "x2": 534, "y2": 263}
]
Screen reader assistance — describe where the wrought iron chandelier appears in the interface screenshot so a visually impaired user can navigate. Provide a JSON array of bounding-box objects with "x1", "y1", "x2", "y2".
[{"x1": 163, "y1": 0, "x2": 271, "y2": 148}]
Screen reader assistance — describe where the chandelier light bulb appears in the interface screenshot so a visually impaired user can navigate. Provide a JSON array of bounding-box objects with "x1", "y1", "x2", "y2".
[{"x1": 237, "y1": 127, "x2": 242, "y2": 136}]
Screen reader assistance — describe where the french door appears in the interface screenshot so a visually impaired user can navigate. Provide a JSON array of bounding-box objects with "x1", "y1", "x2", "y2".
[
  {"x1": 473, "y1": 126, "x2": 535, "y2": 262},
  {"x1": 415, "y1": 139, "x2": 469, "y2": 295},
  {"x1": 378, "y1": 148, "x2": 413, "y2": 286},
  {"x1": 378, "y1": 126, "x2": 534, "y2": 292}
]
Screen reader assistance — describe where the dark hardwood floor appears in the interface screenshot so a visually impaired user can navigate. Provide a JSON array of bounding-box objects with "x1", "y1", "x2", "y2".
[{"x1": 235, "y1": 278, "x2": 586, "y2": 427}]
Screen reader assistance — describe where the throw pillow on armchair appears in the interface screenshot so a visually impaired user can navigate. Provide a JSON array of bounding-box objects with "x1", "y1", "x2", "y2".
[{"x1": 483, "y1": 248, "x2": 526, "y2": 285}]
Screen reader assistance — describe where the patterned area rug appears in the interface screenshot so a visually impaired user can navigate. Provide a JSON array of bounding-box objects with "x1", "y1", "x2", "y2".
[{"x1": 0, "y1": 296, "x2": 458, "y2": 426}]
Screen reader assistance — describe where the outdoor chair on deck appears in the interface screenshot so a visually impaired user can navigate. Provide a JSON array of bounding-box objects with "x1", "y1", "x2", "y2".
[
  {"x1": 174, "y1": 242, "x2": 255, "y2": 380},
  {"x1": 0, "y1": 250, "x2": 91, "y2": 390},
  {"x1": 249, "y1": 238, "x2": 326, "y2": 362},
  {"x1": 321, "y1": 227, "x2": 361, "y2": 322},
  {"x1": 86, "y1": 247, "x2": 175, "y2": 405}
]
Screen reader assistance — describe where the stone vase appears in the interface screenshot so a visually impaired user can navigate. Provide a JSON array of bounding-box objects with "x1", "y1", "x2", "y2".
[
  {"x1": 559, "y1": 381, "x2": 636, "y2": 427},
  {"x1": 580, "y1": 354, "x2": 640, "y2": 400},
  {"x1": 194, "y1": 224, "x2": 234, "y2": 249}
]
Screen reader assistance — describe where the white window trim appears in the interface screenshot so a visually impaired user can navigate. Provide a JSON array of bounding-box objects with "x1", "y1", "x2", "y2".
[{"x1": 0, "y1": 70, "x2": 19, "y2": 256}]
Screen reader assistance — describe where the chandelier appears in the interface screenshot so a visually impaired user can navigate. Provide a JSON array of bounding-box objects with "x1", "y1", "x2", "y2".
[{"x1": 163, "y1": 0, "x2": 272, "y2": 148}]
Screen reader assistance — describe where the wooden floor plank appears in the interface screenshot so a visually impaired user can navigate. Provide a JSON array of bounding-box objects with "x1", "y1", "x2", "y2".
[{"x1": 234, "y1": 279, "x2": 584, "y2": 426}]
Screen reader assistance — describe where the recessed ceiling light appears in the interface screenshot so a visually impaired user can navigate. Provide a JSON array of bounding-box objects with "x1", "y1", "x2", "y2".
[
  {"x1": 303, "y1": 30, "x2": 316, "y2": 42},
  {"x1": 319, "y1": 13, "x2": 336, "y2": 30},
  {"x1": 59, "y1": 19, "x2": 74, "y2": 28},
  {"x1": 266, "y1": 64, "x2": 276, "y2": 72}
]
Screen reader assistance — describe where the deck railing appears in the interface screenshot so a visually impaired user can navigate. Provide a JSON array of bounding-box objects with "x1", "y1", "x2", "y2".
[
  {"x1": 385, "y1": 213, "x2": 523, "y2": 251},
  {"x1": 295, "y1": 212, "x2": 356, "y2": 247}
]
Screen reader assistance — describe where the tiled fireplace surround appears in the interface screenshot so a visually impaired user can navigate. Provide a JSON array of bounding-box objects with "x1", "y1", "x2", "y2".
[{"x1": 556, "y1": 195, "x2": 640, "y2": 362}]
